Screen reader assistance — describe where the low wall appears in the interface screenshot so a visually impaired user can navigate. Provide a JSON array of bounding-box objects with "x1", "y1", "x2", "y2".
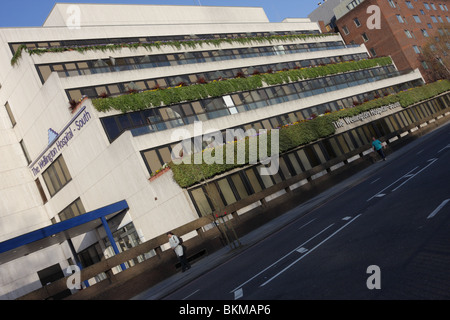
[{"x1": 17, "y1": 92, "x2": 450, "y2": 300}]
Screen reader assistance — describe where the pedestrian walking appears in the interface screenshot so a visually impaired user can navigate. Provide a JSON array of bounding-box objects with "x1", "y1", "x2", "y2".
[
  {"x1": 167, "y1": 232, "x2": 191, "y2": 272},
  {"x1": 372, "y1": 137, "x2": 386, "y2": 161}
]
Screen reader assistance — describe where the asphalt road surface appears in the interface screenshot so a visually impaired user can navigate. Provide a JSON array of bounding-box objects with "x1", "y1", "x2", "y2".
[{"x1": 163, "y1": 123, "x2": 450, "y2": 301}]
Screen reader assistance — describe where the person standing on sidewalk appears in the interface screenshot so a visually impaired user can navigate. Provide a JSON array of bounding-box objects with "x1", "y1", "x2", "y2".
[
  {"x1": 167, "y1": 232, "x2": 191, "y2": 272},
  {"x1": 372, "y1": 137, "x2": 387, "y2": 161}
]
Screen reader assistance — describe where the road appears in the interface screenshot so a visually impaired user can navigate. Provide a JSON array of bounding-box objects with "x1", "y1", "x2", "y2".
[{"x1": 162, "y1": 123, "x2": 450, "y2": 301}]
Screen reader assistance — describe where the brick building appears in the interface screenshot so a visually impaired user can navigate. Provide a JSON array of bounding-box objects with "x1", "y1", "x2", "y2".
[{"x1": 332, "y1": 0, "x2": 449, "y2": 82}]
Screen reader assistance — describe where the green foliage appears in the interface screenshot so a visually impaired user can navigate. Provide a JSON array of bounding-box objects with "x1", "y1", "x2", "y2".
[
  {"x1": 170, "y1": 80, "x2": 450, "y2": 188},
  {"x1": 92, "y1": 57, "x2": 393, "y2": 113},
  {"x1": 11, "y1": 33, "x2": 337, "y2": 66}
]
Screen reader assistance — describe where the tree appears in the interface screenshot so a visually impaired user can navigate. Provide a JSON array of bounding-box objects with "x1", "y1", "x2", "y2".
[{"x1": 419, "y1": 22, "x2": 450, "y2": 82}]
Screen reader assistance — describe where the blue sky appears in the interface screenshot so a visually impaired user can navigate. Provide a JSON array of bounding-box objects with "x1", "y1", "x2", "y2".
[{"x1": 0, "y1": 0, "x2": 323, "y2": 27}]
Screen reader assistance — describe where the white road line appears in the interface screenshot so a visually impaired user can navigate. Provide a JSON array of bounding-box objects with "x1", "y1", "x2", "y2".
[
  {"x1": 230, "y1": 223, "x2": 335, "y2": 293},
  {"x1": 259, "y1": 214, "x2": 362, "y2": 288},
  {"x1": 438, "y1": 144, "x2": 450, "y2": 153},
  {"x1": 182, "y1": 289, "x2": 200, "y2": 300},
  {"x1": 370, "y1": 178, "x2": 380, "y2": 185},
  {"x1": 298, "y1": 218, "x2": 316, "y2": 230},
  {"x1": 392, "y1": 158, "x2": 438, "y2": 192},
  {"x1": 367, "y1": 166, "x2": 419, "y2": 201},
  {"x1": 416, "y1": 149, "x2": 424, "y2": 155},
  {"x1": 427, "y1": 199, "x2": 450, "y2": 219}
]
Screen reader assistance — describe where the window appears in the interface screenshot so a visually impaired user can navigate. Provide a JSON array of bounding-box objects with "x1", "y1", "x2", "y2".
[
  {"x1": 388, "y1": 0, "x2": 396, "y2": 8},
  {"x1": 421, "y1": 29, "x2": 430, "y2": 37},
  {"x1": 431, "y1": 3, "x2": 437, "y2": 10},
  {"x1": 396, "y1": 15, "x2": 405, "y2": 23},
  {"x1": 58, "y1": 198, "x2": 86, "y2": 221},
  {"x1": 342, "y1": 25, "x2": 350, "y2": 35},
  {"x1": 447, "y1": 16, "x2": 450, "y2": 22},
  {"x1": 413, "y1": 45, "x2": 421, "y2": 53},
  {"x1": 405, "y1": 30, "x2": 413, "y2": 38},
  {"x1": 427, "y1": 23, "x2": 433, "y2": 28},
  {"x1": 4, "y1": 102, "x2": 16, "y2": 127},
  {"x1": 406, "y1": 1, "x2": 414, "y2": 9},
  {"x1": 362, "y1": 33, "x2": 369, "y2": 42},
  {"x1": 35, "y1": 178, "x2": 48, "y2": 204},
  {"x1": 431, "y1": 15, "x2": 438, "y2": 22},
  {"x1": 369, "y1": 47, "x2": 377, "y2": 57},
  {"x1": 437, "y1": 16, "x2": 443, "y2": 22},
  {"x1": 42, "y1": 156, "x2": 72, "y2": 197},
  {"x1": 354, "y1": 17, "x2": 361, "y2": 27},
  {"x1": 20, "y1": 140, "x2": 31, "y2": 164},
  {"x1": 424, "y1": 3, "x2": 431, "y2": 10},
  {"x1": 420, "y1": 9, "x2": 425, "y2": 15},
  {"x1": 413, "y1": 15, "x2": 421, "y2": 23}
]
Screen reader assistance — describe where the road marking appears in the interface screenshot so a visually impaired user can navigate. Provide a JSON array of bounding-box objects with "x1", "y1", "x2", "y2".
[
  {"x1": 230, "y1": 223, "x2": 335, "y2": 294},
  {"x1": 427, "y1": 199, "x2": 450, "y2": 219},
  {"x1": 296, "y1": 247, "x2": 308, "y2": 253},
  {"x1": 416, "y1": 149, "x2": 424, "y2": 155},
  {"x1": 438, "y1": 144, "x2": 450, "y2": 153},
  {"x1": 367, "y1": 166, "x2": 419, "y2": 201},
  {"x1": 391, "y1": 158, "x2": 438, "y2": 192},
  {"x1": 342, "y1": 216, "x2": 352, "y2": 220},
  {"x1": 182, "y1": 289, "x2": 200, "y2": 300},
  {"x1": 234, "y1": 288, "x2": 243, "y2": 300},
  {"x1": 259, "y1": 214, "x2": 362, "y2": 288},
  {"x1": 370, "y1": 178, "x2": 380, "y2": 185},
  {"x1": 298, "y1": 218, "x2": 316, "y2": 230}
]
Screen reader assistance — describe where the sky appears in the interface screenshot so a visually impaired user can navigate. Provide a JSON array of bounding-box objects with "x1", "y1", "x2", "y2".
[{"x1": 0, "y1": 0, "x2": 324, "y2": 27}]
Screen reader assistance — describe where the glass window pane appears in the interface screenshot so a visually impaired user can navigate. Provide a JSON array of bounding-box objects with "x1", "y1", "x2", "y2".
[
  {"x1": 101, "y1": 117, "x2": 121, "y2": 141},
  {"x1": 53, "y1": 161, "x2": 67, "y2": 185},
  {"x1": 230, "y1": 174, "x2": 249, "y2": 200},
  {"x1": 158, "y1": 147, "x2": 172, "y2": 164},
  {"x1": 297, "y1": 149, "x2": 312, "y2": 170},
  {"x1": 245, "y1": 168, "x2": 263, "y2": 193},
  {"x1": 143, "y1": 150, "x2": 162, "y2": 173},
  {"x1": 190, "y1": 188, "x2": 212, "y2": 216},
  {"x1": 257, "y1": 166, "x2": 274, "y2": 188},
  {"x1": 312, "y1": 144, "x2": 327, "y2": 163},
  {"x1": 287, "y1": 153, "x2": 303, "y2": 174},
  {"x1": 43, "y1": 172, "x2": 56, "y2": 196},
  {"x1": 217, "y1": 179, "x2": 237, "y2": 205},
  {"x1": 204, "y1": 183, "x2": 224, "y2": 211},
  {"x1": 38, "y1": 65, "x2": 52, "y2": 82},
  {"x1": 279, "y1": 157, "x2": 292, "y2": 180}
]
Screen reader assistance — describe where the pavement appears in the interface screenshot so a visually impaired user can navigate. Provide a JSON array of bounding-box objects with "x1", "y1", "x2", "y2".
[{"x1": 131, "y1": 121, "x2": 449, "y2": 300}]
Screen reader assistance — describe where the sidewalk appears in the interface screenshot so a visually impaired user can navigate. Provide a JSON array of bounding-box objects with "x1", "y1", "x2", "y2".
[{"x1": 131, "y1": 121, "x2": 449, "y2": 300}]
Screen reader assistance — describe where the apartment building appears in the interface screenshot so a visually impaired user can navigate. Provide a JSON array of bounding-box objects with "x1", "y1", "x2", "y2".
[{"x1": 333, "y1": 0, "x2": 449, "y2": 81}]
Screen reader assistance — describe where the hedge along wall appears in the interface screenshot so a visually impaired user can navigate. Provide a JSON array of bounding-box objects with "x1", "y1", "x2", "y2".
[
  {"x1": 170, "y1": 79, "x2": 450, "y2": 188},
  {"x1": 10, "y1": 33, "x2": 337, "y2": 66},
  {"x1": 91, "y1": 57, "x2": 393, "y2": 113}
]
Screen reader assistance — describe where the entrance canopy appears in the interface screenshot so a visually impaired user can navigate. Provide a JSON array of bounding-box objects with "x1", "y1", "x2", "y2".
[{"x1": 0, "y1": 200, "x2": 129, "y2": 265}]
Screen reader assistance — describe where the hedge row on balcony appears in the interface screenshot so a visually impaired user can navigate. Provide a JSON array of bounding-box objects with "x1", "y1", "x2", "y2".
[
  {"x1": 11, "y1": 33, "x2": 336, "y2": 66},
  {"x1": 170, "y1": 79, "x2": 450, "y2": 188},
  {"x1": 92, "y1": 57, "x2": 393, "y2": 113}
]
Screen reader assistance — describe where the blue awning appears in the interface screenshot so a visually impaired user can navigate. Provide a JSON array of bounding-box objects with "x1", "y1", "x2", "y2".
[{"x1": 0, "y1": 200, "x2": 129, "y2": 265}]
